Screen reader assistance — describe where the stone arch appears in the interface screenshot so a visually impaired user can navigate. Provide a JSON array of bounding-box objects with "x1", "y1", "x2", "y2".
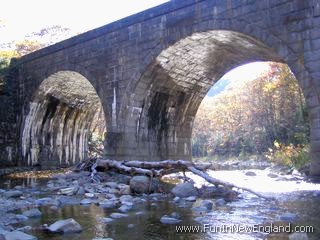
[
  {"x1": 117, "y1": 29, "x2": 309, "y2": 162},
  {"x1": 21, "y1": 70, "x2": 106, "y2": 167}
]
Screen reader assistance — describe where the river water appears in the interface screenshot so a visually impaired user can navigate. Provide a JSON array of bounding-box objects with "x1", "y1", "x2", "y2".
[{"x1": 1, "y1": 168, "x2": 320, "y2": 240}]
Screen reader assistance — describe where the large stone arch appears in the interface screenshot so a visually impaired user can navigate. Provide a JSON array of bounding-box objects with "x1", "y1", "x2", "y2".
[
  {"x1": 21, "y1": 70, "x2": 106, "y2": 167},
  {"x1": 116, "y1": 29, "x2": 289, "y2": 161}
]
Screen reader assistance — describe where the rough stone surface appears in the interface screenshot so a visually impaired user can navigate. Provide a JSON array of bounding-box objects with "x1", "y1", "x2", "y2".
[
  {"x1": 4, "y1": 231, "x2": 37, "y2": 240},
  {"x1": 129, "y1": 176, "x2": 151, "y2": 194},
  {"x1": 22, "y1": 208, "x2": 42, "y2": 218},
  {"x1": 160, "y1": 216, "x2": 182, "y2": 224},
  {"x1": 3, "y1": 191, "x2": 23, "y2": 198},
  {"x1": 171, "y1": 182, "x2": 198, "y2": 198},
  {"x1": 0, "y1": 0, "x2": 319, "y2": 176},
  {"x1": 48, "y1": 218, "x2": 82, "y2": 233}
]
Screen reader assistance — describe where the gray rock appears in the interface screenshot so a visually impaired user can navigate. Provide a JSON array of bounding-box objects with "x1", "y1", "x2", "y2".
[
  {"x1": 99, "y1": 200, "x2": 117, "y2": 209},
  {"x1": 289, "y1": 232, "x2": 308, "y2": 240},
  {"x1": 105, "y1": 182, "x2": 118, "y2": 189},
  {"x1": 58, "y1": 187, "x2": 78, "y2": 196},
  {"x1": 171, "y1": 182, "x2": 198, "y2": 198},
  {"x1": 160, "y1": 215, "x2": 181, "y2": 224},
  {"x1": 22, "y1": 209, "x2": 42, "y2": 218},
  {"x1": 200, "y1": 200, "x2": 213, "y2": 210},
  {"x1": 4, "y1": 231, "x2": 37, "y2": 240},
  {"x1": 48, "y1": 218, "x2": 82, "y2": 233},
  {"x1": 130, "y1": 176, "x2": 151, "y2": 194},
  {"x1": 77, "y1": 186, "x2": 85, "y2": 195},
  {"x1": 80, "y1": 199, "x2": 94, "y2": 205},
  {"x1": 128, "y1": 224, "x2": 134, "y2": 228},
  {"x1": 35, "y1": 197, "x2": 55, "y2": 206},
  {"x1": 185, "y1": 196, "x2": 197, "y2": 202},
  {"x1": 99, "y1": 217, "x2": 113, "y2": 223},
  {"x1": 15, "y1": 215, "x2": 29, "y2": 222},
  {"x1": 3, "y1": 190, "x2": 23, "y2": 198},
  {"x1": 118, "y1": 184, "x2": 130, "y2": 195},
  {"x1": 84, "y1": 193, "x2": 96, "y2": 198},
  {"x1": 215, "y1": 198, "x2": 226, "y2": 206},
  {"x1": 110, "y1": 213, "x2": 128, "y2": 219},
  {"x1": 173, "y1": 197, "x2": 180, "y2": 203},
  {"x1": 267, "y1": 173, "x2": 278, "y2": 178},
  {"x1": 118, "y1": 204, "x2": 132, "y2": 213},
  {"x1": 245, "y1": 171, "x2": 257, "y2": 176},
  {"x1": 120, "y1": 195, "x2": 133, "y2": 203}
]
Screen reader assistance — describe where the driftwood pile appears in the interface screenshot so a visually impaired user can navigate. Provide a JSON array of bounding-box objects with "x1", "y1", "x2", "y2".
[{"x1": 74, "y1": 158, "x2": 273, "y2": 200}]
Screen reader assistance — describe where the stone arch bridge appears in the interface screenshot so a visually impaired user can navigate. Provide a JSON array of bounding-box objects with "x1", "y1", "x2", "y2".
[{"x1": 1, "y1": 0, "x2": 320, "y2": 175}]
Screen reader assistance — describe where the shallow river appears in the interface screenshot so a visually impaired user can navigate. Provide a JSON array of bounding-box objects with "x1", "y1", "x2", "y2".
[{"x1": 1, "y1": 169, "x2": 320, "y2": 240}]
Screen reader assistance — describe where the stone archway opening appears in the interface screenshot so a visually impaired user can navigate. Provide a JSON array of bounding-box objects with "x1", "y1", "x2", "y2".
[
  {"x1": 192, "y1": 61, "x2": 310, "y2": 167},
  {"x1": 21, "y1": 71, "x2": 106, "y2": 168},
  {"x1": 122, "y1": 30, "x2": 310, "y2": 164}
]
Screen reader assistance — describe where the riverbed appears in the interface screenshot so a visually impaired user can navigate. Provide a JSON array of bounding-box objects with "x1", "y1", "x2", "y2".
[{"x1": 0, "y1": 167, "x2": 319, "y2": 240}]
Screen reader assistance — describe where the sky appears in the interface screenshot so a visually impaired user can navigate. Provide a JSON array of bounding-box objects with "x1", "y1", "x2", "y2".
[{"x1": 0, "y1": 0, "x2": 169, "y2": 46}]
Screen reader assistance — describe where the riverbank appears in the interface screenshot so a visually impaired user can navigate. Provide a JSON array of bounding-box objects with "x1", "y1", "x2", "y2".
[{"x1": 0, "y1": 161, "x2": 318, "y2": 239}]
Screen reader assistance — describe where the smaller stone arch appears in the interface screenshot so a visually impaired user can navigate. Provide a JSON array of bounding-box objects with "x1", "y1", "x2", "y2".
[{"x1": 21, "y1": 71, "x2": 106, "y2": 167}]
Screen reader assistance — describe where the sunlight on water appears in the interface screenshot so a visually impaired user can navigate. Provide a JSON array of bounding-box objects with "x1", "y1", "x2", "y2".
[{"x1": 184, "y1": 169, "x2": 320, "y2": 194}]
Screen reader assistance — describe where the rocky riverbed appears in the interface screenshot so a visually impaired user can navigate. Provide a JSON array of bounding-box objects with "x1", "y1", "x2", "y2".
[{"x1": 0, "y1": 164, "x2": 318, "y2": 240}]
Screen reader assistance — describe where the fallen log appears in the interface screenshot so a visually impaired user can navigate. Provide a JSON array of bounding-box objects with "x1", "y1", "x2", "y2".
[{"x1": 78, "y1": 158, "x2": 273, "y2": 200}]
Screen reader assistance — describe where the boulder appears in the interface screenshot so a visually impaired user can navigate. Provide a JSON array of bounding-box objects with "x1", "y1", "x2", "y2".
[
  {"x1": 171, "y1": 182, "x2": 198, "y2": 198},
  {"x1": 160, "y1": 215, "x2": 181, "y2": 224},
  {"x1": 22, "y1": 209, "x2": 42, "y2": 218},
  {"x1": 48, "y1": 218, "x2": 82, "y2": 233},
  {"x1": 200, "y1": 200, "x2": 213, "y2": 210},
  {"x1": 129, "y1": 176, "x2": 151, "y2": 194},
  {"x1": 109, "y1": 213, "x2": 128, "y2": 219},
  {"x1": 3, "y1": 190, "x2": 23, "y2": 198},
  {"x1": 4, "y1": 231, "x2": 37, "y2": 240},
  {"x1": 99, "y1": 200, "x2": 117, "y2": 209}
]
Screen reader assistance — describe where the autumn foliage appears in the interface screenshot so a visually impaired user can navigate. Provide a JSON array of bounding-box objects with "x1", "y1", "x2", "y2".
[{"x1": 192, "y1": 62, "x2": 309, "y2": 160}]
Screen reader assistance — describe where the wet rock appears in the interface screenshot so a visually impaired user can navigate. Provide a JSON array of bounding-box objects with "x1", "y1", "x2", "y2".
[
  {"x1": 289, "y1": 232, "x2": 308, "y2": 240},
  {"x1": 185, "y1": 196, "x2": 197, "y2": 202},
  {"x1": 194, "y1": 216, "x2": 207, "y2": 223},
  {"x1": 4, "y1": 231, "x2": 37, "y2": 240},
  {"x1": 128, "y1": 224, "x2": 134, "y2": 228},
  {"x1": 173, "y1": 197, "x2": 180, "y2": 203},
  {"x1": 35, "y1": 197, "x2": 58, "y2": 206},
  {"x1": 130, "y1": 176, "x2": 151, "y2": 194},
  {"x1": 160, "y1": 215, "x2": 181, "y2": 224},
  {"x1": 99, "y1": 200, "x2": 117, "y2": 209},
  {"x1": 215, "y1": 198, "x2": 226, "y2": 206},
  {"x1": 267, "y1": 173, "x2": 278, "y2": 178},
  {"x1": 98, "y1": 217, "x2": 113, "y2": 224},
  {"x1": 80, "y1": 199, "x2": 94, "y2": 205},
  {"x1": 200, "y1": 200, "x2": 213, "y2": 210},
  {"x1": 110, "y1": 213, "x2": 128, "y2": 219},
  {"x1": 105, "y1": 182, "x2": 118, "y2": 189},
  {"x1": 76, "y1": 186, "x2": 85, "y2": 195},
  {"x1": 3, "y1": 190, "x2": 23, "y2": 198},
  {"x1": 118, "y1": 184, "x2": 130, "y2": 195},
  {"x1": 171, "y1": 182, "x2": 198, "y2": 198},
  {"x1": 22, "y1": 208, "x2": 42, "y2": 218},
  {"x1": 84, "y1": 193, "x2": 96, "y2": 198},
  {"x1": 16, "y1": 226, "x2": 32, "y2": 232},
  {"x1": 118, "y1": 204, "x2": 132, "y2": 213},
  {"x1": 120, "y1": 195, "x2": 133, "y2": 203},
  {"x1": 48, "y1": 218, "x2": 82, "y2": 233},
  {"x1": 15, "y1": 214, "x2": 29, "y2": 222},
  {"x1": 245, "y1": 171, "x2": 257, "y2": 176},
  {"x1": 279, "y1": 212, "x2": 297, "y2": 222},
  {"x1": 58, "y1": 187, "x2": 78, "y2": 196}
]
